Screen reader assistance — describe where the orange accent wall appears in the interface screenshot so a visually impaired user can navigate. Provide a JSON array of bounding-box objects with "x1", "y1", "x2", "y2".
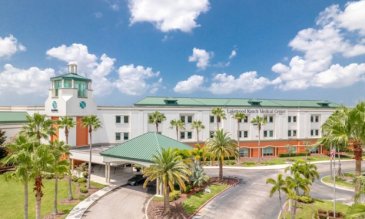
[
  {"x1": 76, "y1": 117, "x2": 88, "y2": 146},
  {"x1": 50, "y1": 117, "x2": 59, "y2": 142}
]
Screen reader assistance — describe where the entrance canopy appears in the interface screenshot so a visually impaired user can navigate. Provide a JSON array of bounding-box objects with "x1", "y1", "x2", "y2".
[{"x1": 101, "y1": 132, "x2": 193, "y2": 166}]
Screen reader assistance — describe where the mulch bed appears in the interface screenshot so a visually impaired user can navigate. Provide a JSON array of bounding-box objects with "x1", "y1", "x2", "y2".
[{"x1": 147, "y1": 177, "x2": 238, "y2": 219}]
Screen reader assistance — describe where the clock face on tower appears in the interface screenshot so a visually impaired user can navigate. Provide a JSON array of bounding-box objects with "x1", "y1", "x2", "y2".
[{"x1": 80, "y1": 101, "x2": 86, "y2": 109}]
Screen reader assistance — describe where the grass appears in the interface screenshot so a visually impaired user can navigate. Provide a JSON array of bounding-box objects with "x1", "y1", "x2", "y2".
[
  {"x1": 241, "y1": 155, "x2": 331, "y2": 167},
  {"x1": 182, "y1": 183, "x2": 228, "y2": 215},
  {"x1": 0, "y1": 175, "x2": 105, "y2": 219},
  {"x1": 282, "y1": 200, "x2": 349, "y2": 219},
  {"x1": 322, "y1": 175, "x2": 354, "y2": 189}
]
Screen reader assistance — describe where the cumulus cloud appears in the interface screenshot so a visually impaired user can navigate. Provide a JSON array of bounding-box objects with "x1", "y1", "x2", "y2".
[
  {"x1": 272, "y1": 1, "x2": 365, "y2": 90},
  {"x1": 209, "y1": 71, "x2": 271, "y2": 94},
  {"x1": 128, "y1": 0, "x2": 209, "y2": 32},
  {"x1": 46, "y1": 43, "x2": 115, "y2": 95},
  {"x1": 0, "y1": 35, "x2": 26, "y2": 58},
  {"x1": 229, "y1": 49, "x2": 237, "y2": 59},
  {"x1": 174, "y1": 75, "x2": 204, "y2": 93},
  {"x1": 0, "y1": 64, "x2": 55, "y2": 95},
  {"x1": 188, "y1": 48, "x2": 212, "y2": 69},
  {"x1": 114, "y1": 64, "x2": 162, "y2": 95}
]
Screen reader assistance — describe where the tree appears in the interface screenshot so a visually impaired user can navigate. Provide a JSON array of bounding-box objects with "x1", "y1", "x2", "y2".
[
  {"x1": 82, "y1": 115, "x2": 102, "y2": 189},
  {"x1": 251, "y1": 115, "x2": 267, "y2": 161},
  {"x1": 21, "y1": 113, "x2": 55, "y2": 143},
  {"x1": 191, "y1": 120, "x2": 205, "y2": 143},
  {"x1": 3, "y1": 135, "x2": 35, "y2": 219},
  {"x1": 148, "y1": 111, "x2": 166, "y2": 133},
  {"x1": 233, "y1": 112, "x2": 247, "y2": 162},
  {"x1": 191, "y1": 144, "x2": 209, "y2": 165},
  {"x1": 206, "y1": 129, "x2": 238, "y2": 181},
  {"x1": 49, "y1": 140, "x2": 70, "y2": 215},
  {"x1": 57, "y1": 116, "x2": 75, "y2": 200},
  {"x1": 143, "y1": 148, "x2": 191, "y2": 215},
  {"x1": 266, "y1": 173, "x2": 288, "y2": 215},
  {"x1": 320, "y1": 104, "x2": 365, "y2": 203},
  {"x1": 211, "y1": 107, "x2": 226, "y2": 129},
  {"x1": 170, "y1": 119, "x2": 185, "y2": 140}
]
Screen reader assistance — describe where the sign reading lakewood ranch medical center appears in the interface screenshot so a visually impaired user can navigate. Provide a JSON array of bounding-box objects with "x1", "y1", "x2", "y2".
[{"x1": 227, "y1": 108, "x2": 287, "y2": 115}]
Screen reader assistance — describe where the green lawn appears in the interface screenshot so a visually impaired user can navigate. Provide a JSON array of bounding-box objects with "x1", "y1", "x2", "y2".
[
  {"x1": 182, "y1": 183, "x2": 228, "y2": 215},
  {"x1": 0, "y1": 175, "x2": 104, "y2": 219},
  {"x1": 282, "y1": 200, "x2": 349, "y2": 219},
  {"x1": 241, "y1": 155, "x2": 331, "y2": 167}
]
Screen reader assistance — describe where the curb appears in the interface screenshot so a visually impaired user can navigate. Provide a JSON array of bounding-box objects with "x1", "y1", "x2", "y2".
[
  {"x1": 145, "y1": 195, "x2": 154, "y2": 219},
  {"x1": 189, "y1": 178, "x2": 240, "y2": 219},
  {"x1": 66, "y1": 183, "x2": 126, "y2": 219},
  {"x1": 277, "y1": 200, "x2": 288, "y2": 219},
  {"x1": 320, "y1": 176, "x2": 354, "y2": 192}
]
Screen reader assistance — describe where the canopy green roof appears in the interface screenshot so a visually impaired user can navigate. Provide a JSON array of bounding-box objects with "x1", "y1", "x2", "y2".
[
  {"x1": 50, "y1": 73, "x2": 91, "y2": 82},
  {"x1": 135, "y1": 96, "x2": 340, "y2": 108},
  {"x1": 0, "y1": 111, "x2": 28, "y2": 124},
  {"x1": 100, "y1": 132, "x2": 192, "y2": 163}
]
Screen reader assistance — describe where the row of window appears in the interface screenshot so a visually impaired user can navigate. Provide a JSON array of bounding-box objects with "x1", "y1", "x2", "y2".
[{"x1": 239, "y1": 146, "x2": 319, "y2": 157}]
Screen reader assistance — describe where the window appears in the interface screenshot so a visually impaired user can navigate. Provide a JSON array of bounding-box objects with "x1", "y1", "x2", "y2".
[
  {"x1": 116, "y1": 115, "x2": 128, "y2": 124},
  {"x1": 264, "y1": 130, "x2": 273, "y2": 138},
  {"x1": 180, "y1": 132, "x2": 185, "y2": 139},
  {"x1": 239, "y1": 148, "x2": 249, "y2": 157},
  {"x1": 180, "y1": 131, "x2": 192, "y2": 139},
  {"x1": 124, "y1": 116, "x2": 129, "y2": 124},
  {"x1": 288, "y1": 130, "x2": 297, "y2": 137},
  {"x1": 116, "y1": 116, "x2": 121, "y2": 124},
  {"x1": 64, "y1": 79, "x2": 72, "y2": 88},
  {"x1": 315, "y1": 129, "x2": 319, "y2": 136},
  {"x1": 311, "y1": 129, "x2": 319, "y2": 136},
  {"x1": 293, "y1": 116, "x2": 297, "y2": 122},
  {"x1": 75, "y1": 81, "x2": 88, "y2": 98},
  {"x1": 187, "y1": 131, "x2": 192, "y2": 139},
  {"x1": 311, "y1": 115, "x2": 320, "y2": 123},
  {"x1": 269, "y1": 130, "x2": 274, "y2": 137},
  {"x1": 210, "y1": 116, "x2": 215, "y2": 123},
  {"x1": 239, "y1": 131, "x2": 248, "y2": 138},
  {"x1": 116, "y1": 132, "x2": 128, "y2": 141},
  {"x1": 269, "y1": 116, "x2": 274, "y2": 123},
  {"x1": 54, "y1": 80, "x2": 62, "y2": 97},
  {"x1": 187, "y1": 116, "x2": 192, "y2": 123},
  {"x1": 243, "y1": 117, "x2": 248, "y2": 123},
  {"x1": 180, "y1": 115, "x2": 193, "y2": 124},
  {"x1": 209, "y1": 131, "x2": 214, "y2": 138},
  {"x1": 288, "y1": 116, "x2": 297, "y2": 123},
  {"x1": 115, "y1": 132, "x2": 121, "y2": 141},
  {"x1": 180, "y1": 116, "x2": 185, "y2": 123},
  {"x1": 293, "y1": 130, "x2": 297, "y2": 137},
  {"x1": 288, "y1": 116, "x2": 291, "y2": 123},
  {"x1": 263, "y1": 130, "x2": 267, "y2": 138},
  {"x1": 123, "y1": 133, "x2": 129, "y2": 140},
  {"x1": 263, "y1": 147, "x2": 273, "y2": 156}
]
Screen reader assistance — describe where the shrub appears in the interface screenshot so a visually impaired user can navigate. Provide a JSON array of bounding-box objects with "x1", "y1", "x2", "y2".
[
  {"x1": 169, "y1": 190, "x2": 181, "y2": 202},
  {"x1": 224, "y1": 160, "x2": 236, "y2": 165},
  {"x1": 279, "y1": 153, "x2": 307, "y2": 158},
  {"x1": 78, "y1": 178, "x2": 87, "y2": 183},
  {"x1": 72, "y1": 176, "x2": 79, "y2": 182},
  {"x1": 297, "y1": 195, "x2": 314, "y2": 203},
  {"x1": 80, "y1": 186, "x2": 88, "y2": 194},
  {"x1": 0, "y1": 147, "x2": 7, "y2": 160},
  {"x1": 184, "y1": 185, "x2": 192, "y2": 193},
  {"x1": 44, "y1": 173, "x2": 54, "y2": 179},
  {"x1": 82, "y1": 171, "x2": 88, "y2": 178}
]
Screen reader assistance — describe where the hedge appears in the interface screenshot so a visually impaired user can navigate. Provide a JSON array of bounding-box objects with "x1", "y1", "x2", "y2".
[{"x1": 279, "y1": 153, "x2": 308, "y2": 157}]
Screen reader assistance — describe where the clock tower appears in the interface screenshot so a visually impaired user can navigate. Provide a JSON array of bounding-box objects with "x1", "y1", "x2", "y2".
[{"x1": 45, "y1": 63, "x2": 97, "y2": 146}]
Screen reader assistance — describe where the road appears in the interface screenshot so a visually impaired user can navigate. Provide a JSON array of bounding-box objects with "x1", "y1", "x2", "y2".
[{"x1": 195, "y1": 161, "x2": 357, "y2": 219}]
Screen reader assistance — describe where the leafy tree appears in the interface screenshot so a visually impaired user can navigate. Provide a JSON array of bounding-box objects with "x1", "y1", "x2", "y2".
[
  {"x1": 21, "y1": 113, "x2": 55, "y2": 143},
  {"x1": 191, "y1": 120, "x2": 205, "y2": 143},
  {"x1": 143, "y1": 148, "x2": 191, "y2": 215},
  {"x1": 3, "y1": 135, "x2": 36, "y2": 219},
  {"x1": 251, "y1": 115, "x2": 267, "y2": 161},
  {"x1": 170, "y1": 119, "x2": 185, "y2": 140},
  {"x1": 148, "y1": 111, "x2": 166, "y2": 133},
  {"x1": 211, "y1": 107, "x2": 226, "y2": 129},
  {"x1": 191, "y1": 144, "x2": 209, "y2": 165},
  {"x1": 206, "y1": 129, "x2": 238, "y2": 181},
  {"x1": 266, "y1": 173, "x2": 288, "y2": 215},
  {"x1": 82, "y1": 115, "x2": 102, "y2": 189},
  {"x1": 233, "y1": 112, "x2": 246, "y2": 162},
  {"x1": 57, "y1": 116, "x2": 75, "y2": 200},
  {"x1": 49, "y1": 140, "x2": 70, "y2": 215}
]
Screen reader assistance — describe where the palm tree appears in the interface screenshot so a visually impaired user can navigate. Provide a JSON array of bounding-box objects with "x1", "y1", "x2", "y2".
[
  {"x1": 211, "y1": 107, "x2": 226, "y2": 129},
  {"x1": 233, "y1": 112, "x2": 246, "y2": 162},
  {"x1": 285, "y1": 160, "x2": 319, "y2": 196},
  {"x1": 170, "y1": 119, "x2": 185, "y2": 140},
  {"x1": 82, "y1": 115, "x2": 102, "y2": 189},
  {"x1": 49, "y1": 140, "x2": 70, "y2": 215},
  {"x1": 148, "y1": 111, "x2": 166, "y2": 133},
  {"x1": 191, "y1": 120, "x2": 205, "y2": 143},
  {"x1": 206, "y1": 129, "x2": 238, "y2": 181},
  {"x1": 251, "y1": 115, "x2": 267, "y2": 161},
  {"x1": 321, "y1": 104, "x2": 365, "y2": 203},
  {"x1": 22, "y1": 113, "x2": 55, "y2": 143},
  {"x1": 57, "y1": 116, "x2": 75, "y2": 200},
  {"x1": 266, "y1": 173, "x2": 288, "y2": 215},
  {"x1": 143, "y1": 148, "x2": 191, "y2": 215},
  {"x1": 3, "y1": 135, "x2": 36, "y2": 219}
]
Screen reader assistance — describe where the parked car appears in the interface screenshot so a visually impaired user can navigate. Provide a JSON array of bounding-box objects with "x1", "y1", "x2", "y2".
[{"x1": 127, "y1": 174, "x2": 146, "y2": 186}]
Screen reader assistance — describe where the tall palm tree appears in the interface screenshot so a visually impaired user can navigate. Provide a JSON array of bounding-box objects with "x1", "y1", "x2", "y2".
[
  {"x1": 143, "y1": 148, "x2": 191, "y2": 215},
  {"x1": 82, "y1": 115, "x2": 102, "y2": 189},
  {"x1": 211, "y1": 107, "x2": 226, "y2": 129},
  {"x1": 22, "y1": 113, "x2": 55, "y2": 143},
  {"x1": 266, "y1": 173, "x2": 288, "y2": 215},
  {"x1": 170, "y1": 119, "x2": 185, "y2": 140},
  {"x1": 191, "y1": 120, "x2": 205, "y2": 143},
  {"x1": 251, "y1": 115, "x2": 267, "y2": 161},
  {"x1": 321, "y1": 104, "x2": 365, "y2": 203},
  {"x1": 57, "y1": 116, "x2": 75, "y2": 200},
  {"x1": 49, "y1": 140, "x2": 69, "y2": 215},
  {"x1": 206, "y1": 129, "x2": 238, "y2": 181},
  {"x1": 3, "y1": 135, "x2": 36, "y2": 219},
  {"x1": 233, "y1": 112, "x2": 247, "y2": 161},
  {"x1": 148, "y1": 111, "x2": 166, "y2": 133}
]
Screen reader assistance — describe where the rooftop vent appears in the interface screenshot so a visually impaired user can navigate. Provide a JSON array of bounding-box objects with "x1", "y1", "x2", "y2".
[
  {"x1": 164, "y1": 98, "x2": 178, "y2": 105},
  {"x1": 68, "y1": 63, "x2": 78, "y2": 74},
  {"x1": 248, "y1": 99, "x2": 262, "y2": 106},
  {"x1": 317, "y1": 101, "x2": 330, "y2": 107}
]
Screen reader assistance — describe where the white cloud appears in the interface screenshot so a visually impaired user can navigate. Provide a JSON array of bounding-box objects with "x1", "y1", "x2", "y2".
[
  {"x1": 188, "y1": 48, "x2": 212, "y2": 69},
  {"x1": 46, "y1": 43, "x2": 115, "y2": 95},
  {"x1": 105, "y1": 0, "x2": 120, "y2": 11},
  {"x1": 209, "y1": 71, "x2": 271, "y2": 94},
  {"x1": 272, "y1": 1, "x2": 365, "y2": 90},
  {"x1": 174, "y1": 75, "x2": 204, "y2": 93},
  {"x1": 114, "y1": 64, "x2": 162, "y2": 95},
  {"x1": 0, "y1": 64, "x2": 55, "y2": 95},
  {"x1": 128, "y1": 0, "x2": 209, "y2": 32},
  {"x1": 0, "y1": 35, "x2": 26, "y2": 58},
  {"x1": 229, "y1": 49, "x2": 237, "y2": 59}
]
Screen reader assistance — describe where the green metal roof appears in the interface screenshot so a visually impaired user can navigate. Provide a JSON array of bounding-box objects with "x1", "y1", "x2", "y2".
[
  {"x1": 135, "y1": 96, "x2": 340, "y2": 108},
  {"x1": 0, "y1": 111, "x2": 28, "y2": 124},
  {"x1": 50, "y1": 73, "x2": 91, "y2": 82},
  {"x1": 100, "y1": 132, "x2": 193, "y2": 163}
]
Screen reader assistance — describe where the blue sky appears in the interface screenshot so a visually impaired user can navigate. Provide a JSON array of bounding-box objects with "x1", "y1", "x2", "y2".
[{"x1": 0, "y1": 0, "x2": 365, "y2": 106}]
